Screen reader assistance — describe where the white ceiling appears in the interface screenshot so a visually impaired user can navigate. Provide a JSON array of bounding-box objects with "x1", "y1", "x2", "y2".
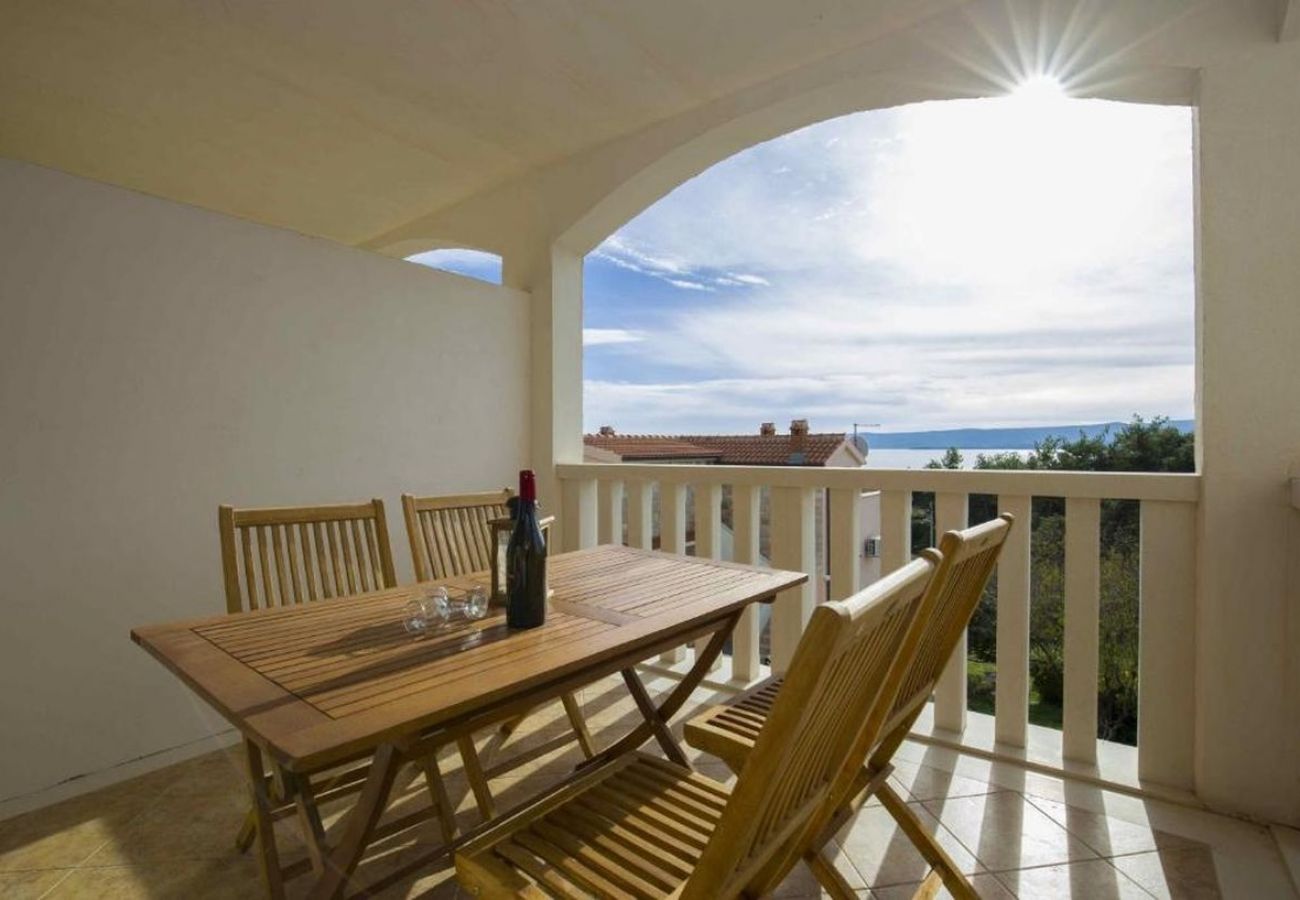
[{"x1": 0, "y1": 0, "x2": 958, "y2": 246}]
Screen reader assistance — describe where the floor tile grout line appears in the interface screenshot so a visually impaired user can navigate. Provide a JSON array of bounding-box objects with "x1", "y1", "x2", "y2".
[
  {"x1": 1018, "y1": 790, "x2": 1125, "y2": 862},
  {"x1": 836, "y1": 791, "x2": 994, "y2": 890},
  {"x1": 915, "y1": 788, "x2": 1018, "y2": 875},
  {"x1": 1017, "y1": 788, "x2": 1204, "y2": 866},
  {"x1": 988, "y1": 856, "x2": 1161, "y2": 900}
]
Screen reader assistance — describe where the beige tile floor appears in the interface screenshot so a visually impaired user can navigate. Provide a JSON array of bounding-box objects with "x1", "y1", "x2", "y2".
[{"x1": 1, "y1": 669, "x2": 1292, "y2": 899}]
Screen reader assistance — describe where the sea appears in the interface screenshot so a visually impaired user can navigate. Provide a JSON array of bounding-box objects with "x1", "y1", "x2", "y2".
[{"x1": 864, "y1": 448, "x2": 1026, "y2": 469}]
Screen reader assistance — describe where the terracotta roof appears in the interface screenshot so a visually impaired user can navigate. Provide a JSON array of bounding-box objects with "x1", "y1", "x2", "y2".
[{"x1": 583, "y1": 432, "x2": 862, "y2": 467}]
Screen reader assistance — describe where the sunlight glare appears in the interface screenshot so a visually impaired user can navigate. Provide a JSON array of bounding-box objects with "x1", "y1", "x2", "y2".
[
  {"x1": 852, "y1": 87, "x2": 1191, "y2": 291},
  {"x1": 1012, "y1": 74, "x2": 1067, "y2": 104}
]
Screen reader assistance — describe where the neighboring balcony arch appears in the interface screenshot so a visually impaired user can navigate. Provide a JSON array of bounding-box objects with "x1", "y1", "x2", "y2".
[{"x1": 405, "y1": 246, "x2": 503, "y2": 285}]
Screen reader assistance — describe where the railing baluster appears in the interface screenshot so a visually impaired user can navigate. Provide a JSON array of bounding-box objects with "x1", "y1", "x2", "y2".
[
  {"x1": 995, "y1": 494, "x2": 1033, "y2": 748},
  {"x1": 880, "y1": 489, "x2": 912, "y2": 576},
  {"x1": 561, "y1": 477, "x2": 597, "y2": 551},
  {"x1": 1063, "y1": 496, "x2": 1101, "y2": 763},
  {"x1": 731, "y1": 484, "x2": 762, "y2": 682},
  {"x1": 626, "y1": 480, "x2": 653, "y2": 551},
  {"x1": 598, "y1": 480, "x2": 624, "y2": 546},
  {"x1": 1138, "y1": 499, "x2": 1197, "y2": 789},
  {"x1": 660, "y1": 482, "x2": 686, "y2": 554},
  {"x1": 770, "y1": 486, "x2": 816, "y2": 675},
  {"x1": 659, "y1": 482, "x2": 688, "y2": 664},
  {"x1": 933, "y1": 491, "x2": 970, "y2": 733},
  {"x1": 828, "y1": 488, "x2": 862, "y2": 601},
  {"x1": 693, "y1": 483, "x2": 724, "y2": 670}
]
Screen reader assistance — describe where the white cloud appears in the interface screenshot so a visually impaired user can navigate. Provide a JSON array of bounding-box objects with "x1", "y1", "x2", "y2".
[
  {"x1": 583, "y1": 328, "x2": 645, "y2": 346},
  {"x1": 666, "y1": 279, "x2": 712, "y2": 292},
  {"x1": 586, "y1": 97, "x2": 1195, "y2": 432}
]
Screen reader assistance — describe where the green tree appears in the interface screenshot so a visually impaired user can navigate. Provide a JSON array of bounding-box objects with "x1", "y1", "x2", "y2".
[
  {"x1": 929, "y1": 416, "x2": 1193, "y2": 745},
  {"x1": 925, "y1": 447, "x2": 964, "y2": 469}
]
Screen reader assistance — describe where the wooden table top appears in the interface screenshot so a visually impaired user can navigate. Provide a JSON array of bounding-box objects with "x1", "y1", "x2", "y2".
[{"x1": 132, "y1": 545, "x2": 805, "y2": 771}]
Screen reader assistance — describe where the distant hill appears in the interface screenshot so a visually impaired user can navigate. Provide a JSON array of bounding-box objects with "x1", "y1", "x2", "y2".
[{"x1": 861, "y1": 420, "x2": 1194, "y2": 451}]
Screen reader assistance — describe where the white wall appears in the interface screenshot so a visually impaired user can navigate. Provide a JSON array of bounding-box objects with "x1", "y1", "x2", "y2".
[
  {"x1": 1195, "y1": 41, "x2": 1300, "y2": 826},
  {"x1": 0, "y1": 159, "x2": 531, "y2": 813}
]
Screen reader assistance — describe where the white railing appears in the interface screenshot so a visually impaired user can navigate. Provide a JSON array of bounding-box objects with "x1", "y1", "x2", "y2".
[{"x1": 557, "y1": 462, "x2": 1200, "y2": 798}]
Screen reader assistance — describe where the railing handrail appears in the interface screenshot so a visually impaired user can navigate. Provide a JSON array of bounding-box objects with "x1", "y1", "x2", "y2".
[{"x1": 557, "y1": 462, "x2": 1200, "y2": 503}]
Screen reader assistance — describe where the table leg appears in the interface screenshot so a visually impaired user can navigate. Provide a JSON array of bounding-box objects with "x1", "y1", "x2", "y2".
[
  {"x1": 583, "y1": 613, "x2": 739, "y2": 767},
  {"x1": 416, "y1": 752, "x2": 459, "y2": 844},
  {"x1": 243, "y1": 741, "x2": 286, "y2": 900},
  {"x1": 561, "y1": 691, "x2": 597, "y2": 758},
  {"x1": 307, "y1": 743, "x2": 403, "y2": 900},
  {"x1": 621, "y1": 668, "x2": 692, "y2": 767},
  {"x1": 289, "y1": 772, "x2": 329, "y2": 877},
  {"x1": 457, "y1": 734, "x2": 497, "y2": 820}
]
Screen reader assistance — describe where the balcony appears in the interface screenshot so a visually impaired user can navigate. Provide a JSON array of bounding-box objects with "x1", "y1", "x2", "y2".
[{"x1": 2, "y1": 1, "x2": 1300, "y2": 898}]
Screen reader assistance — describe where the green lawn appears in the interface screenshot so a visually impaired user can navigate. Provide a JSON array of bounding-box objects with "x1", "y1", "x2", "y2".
[{"x1": 966, "y1": 659, "x2": 1062, "y2": 731}]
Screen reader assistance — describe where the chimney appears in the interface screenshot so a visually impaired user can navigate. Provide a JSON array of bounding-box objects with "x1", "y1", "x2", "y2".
[
  {"x1": 759, "y1": 422, "x2": 776, "y2": 436},
  {"x1": 789, "y1": 418, "x2": 809, "y2": 452},
  {"x1": 598, "y1": 425, "x2": 616, "y2": 436}
]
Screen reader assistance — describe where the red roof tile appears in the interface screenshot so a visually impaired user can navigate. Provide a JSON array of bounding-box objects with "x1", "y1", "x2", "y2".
[{"x1": 583, "y1": 432, "x2": 862, "y2": 467}]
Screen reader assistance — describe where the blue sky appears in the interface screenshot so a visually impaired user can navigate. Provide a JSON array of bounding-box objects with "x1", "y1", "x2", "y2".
[{"x1": 416, "y1": 89, "x2": 1195, "y2": 435}]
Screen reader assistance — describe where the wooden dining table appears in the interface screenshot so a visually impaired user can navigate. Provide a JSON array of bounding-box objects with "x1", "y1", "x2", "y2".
[{"x1": 131, "y1": 544, "x2": 806, "y2": 899}]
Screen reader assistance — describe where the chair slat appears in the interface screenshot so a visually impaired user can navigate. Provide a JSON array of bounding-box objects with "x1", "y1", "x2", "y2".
[
  {"x1": 364, "y1": 519, "x2": 382, "y2": 590},
  {"x1": 299, "y1": 523, "x2": 318, "y2": 602},
  {"x1": 338, "y1": 519, "x2": 358, "y2": 595},
  {"x1": 313, "y1": 522, "x2": 332, "y2": 598},
  {"x1": 350, "y1": 519, "x2": 370, "y2": 593},
  {"x1": 271, "y1": 525, "x2": 291, "y2": 606},
  {"x1": 239, "y1": 525, "x2": 258, "y2": 611},
  {"x1": 459, "y1": 507, "x2": 483, "y2": 572},
  {"x1": 285, "y1": 524, "x2": 304, "y2": 604},
  {"x1": 326, "y1": 520, "x2": 346, "y2": 597},
  {"x1": 256, "y1": 526, "x2": 275, "y2": 608}
]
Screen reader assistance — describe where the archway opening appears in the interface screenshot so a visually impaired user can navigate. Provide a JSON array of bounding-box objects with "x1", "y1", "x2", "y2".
[
  {"x1": 581, "y1": 93, "x2": 1194, "y2": 747},
  {"x1": 406, "y1": 247, "x2": 503, "y2": 285},
  {"x1": 583, "y1": 94, "x2": 1194, "y2": 446}
]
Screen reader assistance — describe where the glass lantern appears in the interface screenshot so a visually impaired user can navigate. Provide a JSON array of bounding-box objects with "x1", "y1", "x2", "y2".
[{"x1": 490, "y1": 514, "x2": 556, "y2": 604}]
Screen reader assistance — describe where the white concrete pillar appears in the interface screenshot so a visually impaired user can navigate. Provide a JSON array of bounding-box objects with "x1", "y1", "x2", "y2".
[
  {"x1": 1195, "y1": 44, "x2": 1300, "y2": 826},
  {"x1": 505, "y1": 246, "x2": 584, "y2": 552}
]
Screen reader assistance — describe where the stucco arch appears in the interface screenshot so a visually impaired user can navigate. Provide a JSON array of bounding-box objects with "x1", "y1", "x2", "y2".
[
  {"x1": 557, "y1": 81, "x2": 986, "y2": 257},
  {"x1": 384, "y1": 238, "x2": 504, "y2": 261},
  {"x1": 556, "y1": 70, "x2": 1195, "y2": 258}
]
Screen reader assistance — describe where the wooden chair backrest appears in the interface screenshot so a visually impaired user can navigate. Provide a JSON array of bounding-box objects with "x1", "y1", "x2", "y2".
[
  {"x1": 882, "y1": 513, "x2": 1015, "y2": 736},
  {"x1": 400, "y1": 490, "x2": 513, "y2": 581},
  {"x1": 682, "y1": 552, "x2": 941, "y2": 899},
  {"x1": 218, "y1": 500, "x2": 397, "y2": 614}
]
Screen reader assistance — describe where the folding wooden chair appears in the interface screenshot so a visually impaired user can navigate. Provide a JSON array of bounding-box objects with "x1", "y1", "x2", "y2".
[
  {"x1": 684, "y1": 513, "x2": 1015, "y2": 899},
  {"x1": 452, "y1": 550, "x2": 943, "y2": 899},
  {"x1": 218, "y1": 499, "x2": 460, "y2": 862},
  {"x1": 401, "y1": 490, "x2": 596, "y2": 820}
]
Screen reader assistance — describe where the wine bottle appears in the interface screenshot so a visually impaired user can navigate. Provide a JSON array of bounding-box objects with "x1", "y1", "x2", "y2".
[{"x1": 505, "y1": 469, "x2": 547, "y2": 629}]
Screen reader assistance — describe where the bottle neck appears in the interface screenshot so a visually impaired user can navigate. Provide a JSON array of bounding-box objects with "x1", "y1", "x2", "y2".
[{"x1": 518, "y1": 469, "x2": 537, "y2": 503}]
